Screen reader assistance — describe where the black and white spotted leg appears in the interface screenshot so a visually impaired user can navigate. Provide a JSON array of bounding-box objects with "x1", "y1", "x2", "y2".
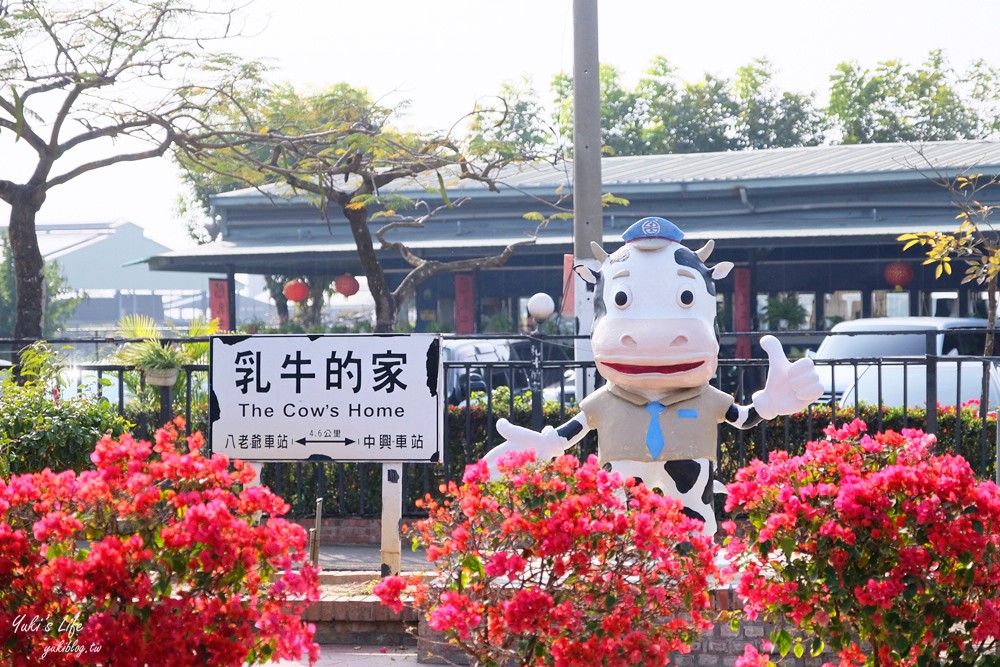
[{"x1": 603, "y1": 459, "x2": 717, "y2": 536}]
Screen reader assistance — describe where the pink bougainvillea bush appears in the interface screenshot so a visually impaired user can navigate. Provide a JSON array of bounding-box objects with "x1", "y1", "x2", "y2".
[
  {"x1": 725, "y1": 419, "x2": 1000, "y2": 667},
  {"x1": 0, "y1": 418, "x2": 320, "y2": 666},
  {"x1": 375, "y1": 451, "x2": 721, "y2": 667}
]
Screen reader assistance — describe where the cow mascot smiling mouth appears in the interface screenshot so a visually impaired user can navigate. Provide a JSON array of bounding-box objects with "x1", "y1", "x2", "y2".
[{"x1": 483, "y1": 217, "x2": 824, "y2": 535}]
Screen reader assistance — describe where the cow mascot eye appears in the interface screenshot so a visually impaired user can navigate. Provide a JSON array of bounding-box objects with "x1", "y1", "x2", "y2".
[
  {"x1": 613, "y1": 285, "x2": 632, "y2": 309},
  {"x1": 677, "y1": 286, "x2": 696, "y2": 308}
]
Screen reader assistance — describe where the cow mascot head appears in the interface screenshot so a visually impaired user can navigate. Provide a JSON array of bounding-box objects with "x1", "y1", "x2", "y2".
[{"x1": 484, "y1": 217, "x2": 824, "y2": 535}]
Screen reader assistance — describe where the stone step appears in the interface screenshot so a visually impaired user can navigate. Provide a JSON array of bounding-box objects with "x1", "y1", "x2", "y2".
[{"x1": 302, "y1": 573, "x2": 418, "y2": 647}]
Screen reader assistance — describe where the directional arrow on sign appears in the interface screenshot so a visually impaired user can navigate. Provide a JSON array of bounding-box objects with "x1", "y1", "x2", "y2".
[{"x1": 295, "y1": 437, "x2": 356, "y2": 446}]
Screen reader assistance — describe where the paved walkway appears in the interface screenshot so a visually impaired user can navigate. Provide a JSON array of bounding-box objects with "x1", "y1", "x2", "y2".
[{"x1": 317, "y1": 542, "x2": 429, "y2": 572}]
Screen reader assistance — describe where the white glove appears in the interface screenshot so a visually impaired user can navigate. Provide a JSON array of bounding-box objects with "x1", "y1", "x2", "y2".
[
  {"x1": 481, "y1": 419, "x2": 569, "y2": 479},
  {"x1": 751, "y1": 335, "x2": 825, "y2": 420}
]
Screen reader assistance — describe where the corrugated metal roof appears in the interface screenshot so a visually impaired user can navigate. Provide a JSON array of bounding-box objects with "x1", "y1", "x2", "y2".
[
  {"x1": 499, "y1": 140, "x2": 1000, "y2": 189},
  {"x1": 212, "y1": 140, "x2": 1000, "y2": 203}
]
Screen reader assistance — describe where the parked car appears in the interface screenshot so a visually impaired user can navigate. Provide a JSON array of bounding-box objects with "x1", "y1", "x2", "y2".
[
  {"x1": 442, "y1": 339, "x2": 518, "y2": 406},
  {"x1": 542, "y1": 369, "x2": 577, "y2": 403},
  {"x1": 809, "y1": 317, "x2": 990, "y2": 406},
  {"x1": 839, "y1": 358, "x2": 1000, "y2": 411},
  {"x1": 442, "y1": 337, "x2": 577, "y2": 406}
]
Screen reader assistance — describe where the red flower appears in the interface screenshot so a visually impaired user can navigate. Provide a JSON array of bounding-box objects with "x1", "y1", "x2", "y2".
[
  {"x1": 726, "y1": 423, "x2": 1000, "y2": 665},
  {"x1": 377, "y1": 451, "x2": 719, "y2": 665},
  {"x1": 0, "y1": 424, "x2": 319, "y2": 665}
]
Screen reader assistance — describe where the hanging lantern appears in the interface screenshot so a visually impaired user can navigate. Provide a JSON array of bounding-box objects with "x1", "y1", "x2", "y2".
[
  {"x1": 335, "y1": 273, "x2": 360, "y2": 298},
  {"x1": 884, "y1": 261, "x2": 914, "y2": 291},
  {"x1": 283, "y1": 279, "x2": 309, "y2": 302}
]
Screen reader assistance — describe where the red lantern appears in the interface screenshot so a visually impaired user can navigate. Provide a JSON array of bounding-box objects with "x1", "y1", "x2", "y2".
[
  {"x1": 884, "y1": 261, "x2": 914, "y2": 291},
  {"x1": 283, "y1": 279, "x2": 309, "y2": 302},
  {"x1": 335, "y1": 273, "x2": 360, "y2": 298}
]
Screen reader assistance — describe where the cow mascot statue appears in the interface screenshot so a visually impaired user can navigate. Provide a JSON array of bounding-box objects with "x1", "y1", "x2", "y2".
[{"x1": 483, "y1": 217, "x2": 824, "y2": 535}]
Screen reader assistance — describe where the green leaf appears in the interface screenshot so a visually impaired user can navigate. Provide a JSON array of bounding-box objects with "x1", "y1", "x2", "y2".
[
  {"x1": 460, "y1": 553, "x2": 484, "y2": 583},
  {"x1": 11, "y1": 86, "x2": 23, "y2": 142},
  {"x1": 779, "y1": 536, "x2": 796, "y2": 556},
  {"x1": 775, "y1": 629, "x2": 792, "y2": 657},
  {"x1": 793, "y1": 641, "x2": 804, "y2": 659},
  {"x1": 810, "y1": 637, "x2": 825, "y2": 657},
  {"x1": 437, "y1": 171, "x2": 451, "y2": 208}
]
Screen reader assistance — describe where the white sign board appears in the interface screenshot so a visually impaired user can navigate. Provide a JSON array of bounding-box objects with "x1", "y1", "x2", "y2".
[{"x1": 209, "y1": 334, "x2": 442, "y2": 463}]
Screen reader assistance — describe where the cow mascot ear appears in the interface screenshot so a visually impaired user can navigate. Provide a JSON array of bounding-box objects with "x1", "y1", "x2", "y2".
[
  {"x1": 696, "y1": 240, "x2": 734, "y2": 280},
  {"x1": 712, "y1": 261, "x2": 734, "y2": 280},
  {"x1": 575, "y1": 264, "x2": 600, "y2": 285},
  {"x1": 574, "y1": 241, "x2": 608, "y2": 285}
]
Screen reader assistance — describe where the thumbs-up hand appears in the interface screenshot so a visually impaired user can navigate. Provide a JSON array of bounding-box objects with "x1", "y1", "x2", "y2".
[{"x1": 751, "y1": 335, "x2": 824, "y2": 420}]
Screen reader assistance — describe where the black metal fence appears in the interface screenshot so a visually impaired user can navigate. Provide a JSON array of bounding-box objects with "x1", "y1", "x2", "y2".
[{"x1": 4, "y1": 330, "x2": 998, "y2": 518}]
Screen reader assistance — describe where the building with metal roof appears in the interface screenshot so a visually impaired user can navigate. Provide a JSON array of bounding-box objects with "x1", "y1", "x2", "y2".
[
  {"x1": 144, "y1": 140, "x2": 1000, "y2": 337},
  {"x1": 6, "y1": 221, "x2": 222, "y2": 329}
]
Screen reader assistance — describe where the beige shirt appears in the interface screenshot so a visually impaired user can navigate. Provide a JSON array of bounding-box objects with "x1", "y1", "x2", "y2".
[{"x1": 579, "y1": 383, "x2": 733, "y2": 464}]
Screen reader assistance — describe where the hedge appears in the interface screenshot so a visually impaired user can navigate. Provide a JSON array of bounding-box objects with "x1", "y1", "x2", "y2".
[{"x1": 259, "y1": 398, "x2": 997, "y2": 518}]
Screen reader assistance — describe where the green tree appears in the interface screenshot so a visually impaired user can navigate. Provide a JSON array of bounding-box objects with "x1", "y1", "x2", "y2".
[
  {"x1": 553, "y1": 64, "x2": 647, "y2": 156},
  {"x1": 732, "y1": 59, "x2": 825, "y2": 150},
  {"x1": 554, "y1": 56, "x2": 824, "y2": 157},
  {"x1": 0, "y1": 0, "x2": 250, "y2": 339},
  {"x1": 176, "y1": 82, "x2": 557, "y2": 332},
  {"x1": 551, "y1": 51, "x2": 998, "y2": 157},
  {"x1": 828, "y1": 50, "x2": 986, "y2": 144},
  {"x1": 0, "y1": 235, "x2": 79, "y2": 336},
  {"x1": 468, "y1": 78, "x2": 560, "y2": 161}
]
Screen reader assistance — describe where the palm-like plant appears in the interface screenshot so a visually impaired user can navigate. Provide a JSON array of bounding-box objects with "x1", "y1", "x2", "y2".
[
  {"x1": 115, "y1": 315, "x2": 218, "y2": 368},
  {"x1": 113, "y1": 315, "x2": 219, "y2": 420},
  {"x1": 115, "y1": 315, "x2": 185, "y2": 371}
]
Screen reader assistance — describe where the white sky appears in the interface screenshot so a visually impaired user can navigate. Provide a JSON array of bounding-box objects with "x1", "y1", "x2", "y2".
[{"x1": 4, "y1": 0, "x2": 1000, "y2": 249}]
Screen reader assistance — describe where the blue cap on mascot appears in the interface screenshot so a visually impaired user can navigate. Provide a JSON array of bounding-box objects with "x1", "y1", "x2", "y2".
[{"x1": 622, "y1": 217, "x2": 684, "y2": 248}]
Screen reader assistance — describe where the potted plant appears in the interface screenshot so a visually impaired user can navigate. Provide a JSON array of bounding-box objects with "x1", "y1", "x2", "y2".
[
  {"x1": 763, "y1": 293, "x2": 808, "y2": 330},
  {"x1": 117, "y1": 339, "x2": 189, "y2": 386}
]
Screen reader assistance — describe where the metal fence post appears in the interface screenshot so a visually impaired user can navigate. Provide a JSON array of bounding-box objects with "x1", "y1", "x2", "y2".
[
  {"x1": 158, "y1": 385, "x2": 172, "y2": 429},
  {"x1": 526, "y1": 293, "x2": 555, "y2": 432},
  {"x1": 925, "y1": 330, "x2": 937, "y2": 436},
  {"x1": 531, "y1": 330, "x2": 544, "y2": 431}
]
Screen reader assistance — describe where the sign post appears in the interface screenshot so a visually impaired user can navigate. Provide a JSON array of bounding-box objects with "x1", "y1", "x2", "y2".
[
  {"x1": 381, "y1": 463, "x2": 403, "y2": 575},
  {"x1": 209, "y1": 334, "x2": 443, "y2": 575}
]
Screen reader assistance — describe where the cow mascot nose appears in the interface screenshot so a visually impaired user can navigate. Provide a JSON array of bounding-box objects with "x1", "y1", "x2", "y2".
[{"x1": 482, "y1": 217, "x2": 824, "y2": 536}]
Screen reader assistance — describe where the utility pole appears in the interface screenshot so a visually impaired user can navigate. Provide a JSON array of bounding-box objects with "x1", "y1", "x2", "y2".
[{"x1": 573, "y1": 0, "x2": 602, "y2": 393}]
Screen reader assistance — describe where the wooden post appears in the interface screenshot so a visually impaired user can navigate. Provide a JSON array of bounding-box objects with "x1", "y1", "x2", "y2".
[{"x1": 381, "y1": 463, "x2": 403, "y2": 576}]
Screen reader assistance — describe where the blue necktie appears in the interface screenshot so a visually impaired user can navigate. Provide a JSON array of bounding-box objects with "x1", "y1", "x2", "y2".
[{"x1": 644, "y1": 402, "x2": 665, "y2": 459}]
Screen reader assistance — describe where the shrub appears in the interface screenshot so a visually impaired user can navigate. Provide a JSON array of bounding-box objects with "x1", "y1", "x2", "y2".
[
  {"x1": 0, "y1": 343, "x2": 131, "y2": 476},
  {"x1": 375, "y1": 451, "x2": 720, "y2": 667},
  {"x1": 0, "y1": 418, "x2": 320, "y2": 666},
  {"x1": 719, "y1": 402, "x2": 997, "y2": 481},
  {"x1": 724, "y1": 419, "x2": 1000, "y2": 666}
]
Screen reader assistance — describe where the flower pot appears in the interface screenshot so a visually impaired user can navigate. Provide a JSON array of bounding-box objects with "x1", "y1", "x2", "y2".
[{"x1": 144, "y1": 367, "x2": 179, "y2": 387}]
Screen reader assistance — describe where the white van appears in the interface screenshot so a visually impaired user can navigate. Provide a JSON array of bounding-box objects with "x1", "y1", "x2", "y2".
[
  {"x1": 840, "y1": 359, "x2": 1000, "y2": 410},
  {"x1": 810, "y1": 317, "x2": 990, "y2": 406}
]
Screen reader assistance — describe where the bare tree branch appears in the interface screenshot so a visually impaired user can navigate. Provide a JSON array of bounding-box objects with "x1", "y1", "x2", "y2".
[{"x1": 45, "y1": 131, "x2": 174, "y2": 190}]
